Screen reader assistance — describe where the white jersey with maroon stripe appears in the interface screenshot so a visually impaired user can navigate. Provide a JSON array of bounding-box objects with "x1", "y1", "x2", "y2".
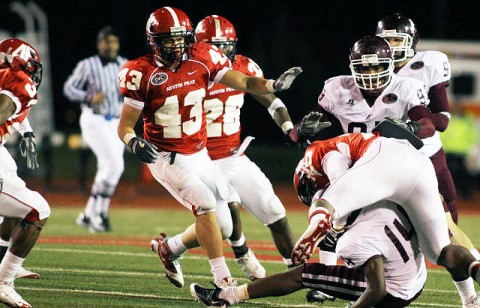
[
  {"x1": 336, "y1": 201, "x2": 427, "y2": 300},
  {"x1": 318, "y1": 74, "x2": 428, "y2": 135},
  {"x1": 396, "y1": 51, "x2": 451, "y2": 157}
]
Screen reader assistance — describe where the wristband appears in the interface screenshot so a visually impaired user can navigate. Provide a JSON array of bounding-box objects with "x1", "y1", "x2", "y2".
[
  {"x1": 267, "y1": 98, "x2": 286, "y2": 117},
  {"x1": 265, "y1": 79, "x2": 276, "y2": 93},
  {"x1": 123, "y1": 133, "x2": 136, "y2": 145},
  {"x1": 281, "y1": 121, "x2": 294, "y2": 133}
]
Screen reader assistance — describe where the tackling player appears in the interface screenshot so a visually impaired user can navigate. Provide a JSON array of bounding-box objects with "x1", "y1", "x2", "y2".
[
  {"x1": 375, "y1": 13, "x2": 480, "y2": 306},
  {"x1": 0, "y1": 38, "x2": 51, "y2": 308},
  {"x1": 117, "y1": 7, "x2": 301, "y2": 289},
  {"x1": 195, "y1": 15, "x2": 297, "y2": 279},
  {"x1": 191, "y1": 201, "x2": 428, "y2": 308}
]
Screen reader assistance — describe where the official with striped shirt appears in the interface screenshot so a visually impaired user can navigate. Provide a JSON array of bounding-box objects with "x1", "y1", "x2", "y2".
[{"x1": 63, "y1": 26, "x2": 127, "y2": 233}]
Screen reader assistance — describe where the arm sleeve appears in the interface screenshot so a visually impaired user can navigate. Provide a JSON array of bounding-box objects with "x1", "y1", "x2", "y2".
[
  {"x1": 63, "y1": 60, "x2": 90, "y2": 102},
  {"x1": 428, "y1": 82, "x2": 450, "y2": 132},
  {"x1": 408, "y1": 106, "x2": 436, "y2": 138}
]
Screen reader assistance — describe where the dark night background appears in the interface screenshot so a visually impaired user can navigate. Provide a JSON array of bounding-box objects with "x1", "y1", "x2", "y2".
[{"x1": 1, "y1": 0, "x2": 479, "y2": 144}]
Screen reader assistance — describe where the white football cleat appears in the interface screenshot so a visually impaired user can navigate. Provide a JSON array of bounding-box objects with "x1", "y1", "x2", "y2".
[
  {"x1": 75, "y1": 212, "x2": 90, "y2": 229},
  {"x1": 0, "y1": 281, "x2": 31, "y2": 308},
  {"x1": 150, "y1": 233, "x2": 184, "y2": 288},
  {"x1": 14, "y1": 266, "x2": 40, "y2": 279},
  {"x1": 88, "y1": 215, "x2": 106, "y2": 233},
  {"x1": 214, "y1": 276, "x2": 237, "y2": 289},
  {"x1": 236, "y1": 249, "x2": 266, "y2": 280}
]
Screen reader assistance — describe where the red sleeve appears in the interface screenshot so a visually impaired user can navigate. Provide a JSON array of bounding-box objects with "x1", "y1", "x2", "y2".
[
  {"x1": 408, "y1": 105, "x2": 436, "y2": 139},
  {"x1": 191, "y1": 42, "x2": 232, "y2": 82},
  {"x1": 428, "y1": 82, "x2": 450, "y2": 131},
  {"x1": 118, "y1": 58, "x2": 149, "y2": 106},
  {"x1": 0, "y1": 70, "x2": 37, "y2": 115}
]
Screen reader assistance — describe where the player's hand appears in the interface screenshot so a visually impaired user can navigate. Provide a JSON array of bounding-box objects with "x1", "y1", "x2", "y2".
[
  {"x1": 298, "y1": 112, "x2": 331, "y2": 138},
  {"x1": 273, "y1": 67, "x2": 303, "y2": 91},
  {"x1": 90, "y1": 92, "x2": 105, "y2": 105},
  {"x1": 19, "y1": 132, "x2": 39, "y2": 170},
  {"x1": 127, "y1": 137, "x2": 159, "y2": 163},
  {"x1": 384, "y1": 116, "x2": 419, "y2": 135}
]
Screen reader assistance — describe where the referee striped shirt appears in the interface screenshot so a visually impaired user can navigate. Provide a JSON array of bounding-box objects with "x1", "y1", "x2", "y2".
[{"x1": 63, "y1": 55, "x2": 127, "y2": 118}]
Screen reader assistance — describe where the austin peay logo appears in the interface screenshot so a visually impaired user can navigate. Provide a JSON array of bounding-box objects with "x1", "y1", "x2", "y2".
[
  {"x1": 410, "y1": 61, "x2": 424, "y2": 70},
  {"x1": 382, "y1": 93, "x2": 398, "y2": 104},
  {"x1": 150, "y1": 73, "x2": 168, "y2": 86}
]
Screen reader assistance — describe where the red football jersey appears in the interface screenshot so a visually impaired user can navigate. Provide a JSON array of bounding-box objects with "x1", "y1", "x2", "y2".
[
  {"x1": 305, "y1": 133, "x2": 379, "y2": 178},
  {"x1": 119, "y1": 42, "x2": 231, "y2": 154},
  {"x1": 0, "y1": 68, "x2": 37, "y2": 144},
  {"x1": 205, "y1": 54, "x2": 263, "y2": 160}
]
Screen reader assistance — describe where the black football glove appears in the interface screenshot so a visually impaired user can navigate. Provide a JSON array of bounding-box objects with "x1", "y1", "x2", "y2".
[
  {"x1": 273, "y1": 67, "x2": 303, "y2": 91},
  {"x1": 298, "y1": 112, "x2": 332, "y2": 138},
  {"x1": 384, "y1": 116, "x2": 420, "y2": 135},
  {"x1": 19, "y1": 132, "x2": 39, "y2": 170},
  {"x1": 127, "y1": 137, "x2": 159, "y2": 163}
]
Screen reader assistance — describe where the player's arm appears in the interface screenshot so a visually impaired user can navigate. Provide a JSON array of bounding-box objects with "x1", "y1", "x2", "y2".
[
  {"x1": 250, "y1": 93, "x2": 294, "y2": 134},
  {"x1": 118, "y1": 104, "x2": 158, "y2": 163},
  {"x1": 0, "y1": 93, "x2": 16, "y2": 126},
  {"x1": 287, "y1": 104, "x2": 332, "y2": 146},
  {"x1": 350, "y1": 256, "x2": 387, "y2": 308},
  {"x1": 219, "y1": 67, "x2": 302, "y2": 95},
  {"x1": 428, "y1": 82, "x2": 450, "y2": 132}
]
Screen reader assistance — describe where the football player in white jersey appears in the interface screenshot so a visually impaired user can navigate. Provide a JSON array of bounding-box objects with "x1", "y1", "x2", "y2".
[
  {"x1": 375, "y1": 13, "x2": 480, "y2": 307},
  {"x1": 191, "y1": 201, "x2": 428, "y2": 308}
]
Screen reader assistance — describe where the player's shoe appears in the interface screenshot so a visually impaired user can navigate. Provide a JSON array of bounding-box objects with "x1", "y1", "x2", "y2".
[
  {"x1": 214, "y1": 276, "x2": 237, "y2": 289},
  {"x1": 190, "y1": 283, "x2": 229, "y2": 307},
  {"x1": 463, "y1": 294, "x2": 479, "y2": 308},
  {"x1": 88, "y1": 215, "x2": 106, "y2": 233},
  {"x1": 14, "y1": 266, "x2": 40, "y2": 279},
  {"x1": 235, "y1": 249, "x2": 266, "y2": 280},
  {"x1": 150, "y1": 233, "x2": 184, "y2": 288},
  {"x1": 291, "y1": 210, "x2": 332, "y2": 265},
  {"x1": 306, "y1": 289, "x2": 335, "y2": 303},
  {"x1": 75, "y1": 212, "x2": 90, "y2": 229},
  {"x1": 99, "y1": 213, "x2": 111, "y2": 232},
  {"x1": 0, "y1": 281, "x2": 31, "y2": 308}
]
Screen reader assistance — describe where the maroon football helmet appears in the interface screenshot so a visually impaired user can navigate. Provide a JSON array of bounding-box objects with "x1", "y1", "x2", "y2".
[
  {"x1": 0, "y1": 38, "x2": 42, "y2": 88},
  {"x1": 375, "y1": 13, "x2": 419, "y2": 63},
  {"x1": 195, "y1": 15, "x2": 238, "y2": 61},
  {"x1": 349, "y1": 35, "x2": 394, "y2": 91},
  {"x1": 146, "y1": 7, "x2": 194, "y2": 67}
]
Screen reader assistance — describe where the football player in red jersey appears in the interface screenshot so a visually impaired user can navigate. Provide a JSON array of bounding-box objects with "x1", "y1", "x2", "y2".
[
  {"x1": 376, "y1": 13, "x2": 479, "y2": 307},
  {"x1": 117, "y1": 7, "x2": 302, "y2": 289},
  {"x1": 194, "y1": 15, "x2": 297, "y2": 280},
  {"x1": 0, "y1": 38, "x2": 51, "y2": 308}
]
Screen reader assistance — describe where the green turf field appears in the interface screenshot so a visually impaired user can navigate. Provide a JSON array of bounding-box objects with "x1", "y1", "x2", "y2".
[{"x1": 17, "y1": 207, "x2": 479, "y2": 307}]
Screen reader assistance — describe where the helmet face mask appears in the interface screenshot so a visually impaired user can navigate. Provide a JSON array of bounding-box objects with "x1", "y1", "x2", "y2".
[
  {"x1": 195, "y1": 15, "x2": 238, "y2": 62},
  {"x1": 377, "y1": 31, "x2": 414, "y2": 63},
  {"x1": 148, "y1": 30, "x2": 194, "y2": 66},
  {"x1": 349, "y1": 35, "x2": 394, "y2": 92}
]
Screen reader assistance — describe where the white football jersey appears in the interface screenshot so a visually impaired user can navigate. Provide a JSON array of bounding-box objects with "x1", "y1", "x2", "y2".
[
  {"x1": 396, "y1": 51, "x2": 451, "y2": 157},
  {"x1": 319, "y1": 75, "x2": 429, "y2": 135},
  {"x1": 336, "y1": 201, "x2": 427, "y2": 300}
]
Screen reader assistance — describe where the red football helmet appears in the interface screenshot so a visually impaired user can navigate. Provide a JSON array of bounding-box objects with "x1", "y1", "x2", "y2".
[
  {"x1": 349, "y1": 35, "x2": 394, "y2": 91},
  {"x1": 146, "y1": 7, "x2": 194, "y2": 67},
  {"x1": 195, "y1": 15, "x2": 238, "y2": 61},
  {"x1": 376, "y1": 13, "x2": 418, "y2": 63},
  {"x1": 293, "y1": 159, "x2": 329, "y2": 206},
  {"x1": 0, "y1": 38, "x2": 42, "y2": 88}
]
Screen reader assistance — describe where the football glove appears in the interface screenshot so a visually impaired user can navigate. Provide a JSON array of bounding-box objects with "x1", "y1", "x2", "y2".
[
  {"x1": 127, "y1": 137, "x2": 159, "y2": 163},
  {"x1": 384, "y1": 116, "x2": 420, "y2": 135},
  {"x1": 298, "y1": 112, "x2": 331, "y2": 138},
  {"x1": 19, "y1": 132, "x2": 39, "y2": 170},
  {"x1": 273, "y1": 67, "x2": 303, "y2": 91}
]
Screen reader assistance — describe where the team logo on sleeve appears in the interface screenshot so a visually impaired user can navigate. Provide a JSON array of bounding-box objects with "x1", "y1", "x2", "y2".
[
  {"x1": 150, "y1": 72, "x2": 168, "y2": 86},
  {"x1": 410, "y1": 61, "x2": 424, "y2": 70},
  {"x1": 382, "y1": 93, "x2": 398, "y2": 104}
]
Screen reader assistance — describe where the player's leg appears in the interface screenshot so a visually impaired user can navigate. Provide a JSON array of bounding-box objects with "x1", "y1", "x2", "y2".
[{"x1": 148, "y1": 149, "x2": 234, "y2": 287}]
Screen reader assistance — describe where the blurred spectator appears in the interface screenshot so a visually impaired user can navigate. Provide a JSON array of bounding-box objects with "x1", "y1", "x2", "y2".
[{"x1": 440, "y1": 103, "x2": 478, "y2": 199}]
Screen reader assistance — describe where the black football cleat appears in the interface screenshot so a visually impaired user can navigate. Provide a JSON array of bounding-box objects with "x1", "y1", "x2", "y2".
[
  {"x1": 190, "y1": 283, "x2": 229, "y2": 307},
  {"x1": 306, "y1": 289, "x2": 335, "y2": 303}
]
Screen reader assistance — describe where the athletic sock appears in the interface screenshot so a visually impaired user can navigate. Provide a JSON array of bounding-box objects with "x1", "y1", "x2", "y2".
[
  {"x1": 209, "y1": 256, "x2": 231, "y2": 282},
  {"x1": 0, "y1": 251, "x2": 24, "y2": 283},
  {"x1": 166, "y1": 234, "x2": 188, "y2": 257},
  {"x1": 84, "y1": 195, "x2": 97, "y2": 218},
  {"x1": 220, "y1": 284, "x2": 248, "y2": 304},
  {"x1": 100, "y1": 196, "x2": 112, "y2": 216},
  {"x1": 453, "y1": 277, "x2": 477, "y2": 306},
  {"x1": 229, "y1": 234, "x2": 249, "y2": 258},
  {"x1": 283, "y1": 258, "x2": 294, "y2": 268},
  {"x1": 470, "y1": 248, "x2": 480, "y2": 260}
]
